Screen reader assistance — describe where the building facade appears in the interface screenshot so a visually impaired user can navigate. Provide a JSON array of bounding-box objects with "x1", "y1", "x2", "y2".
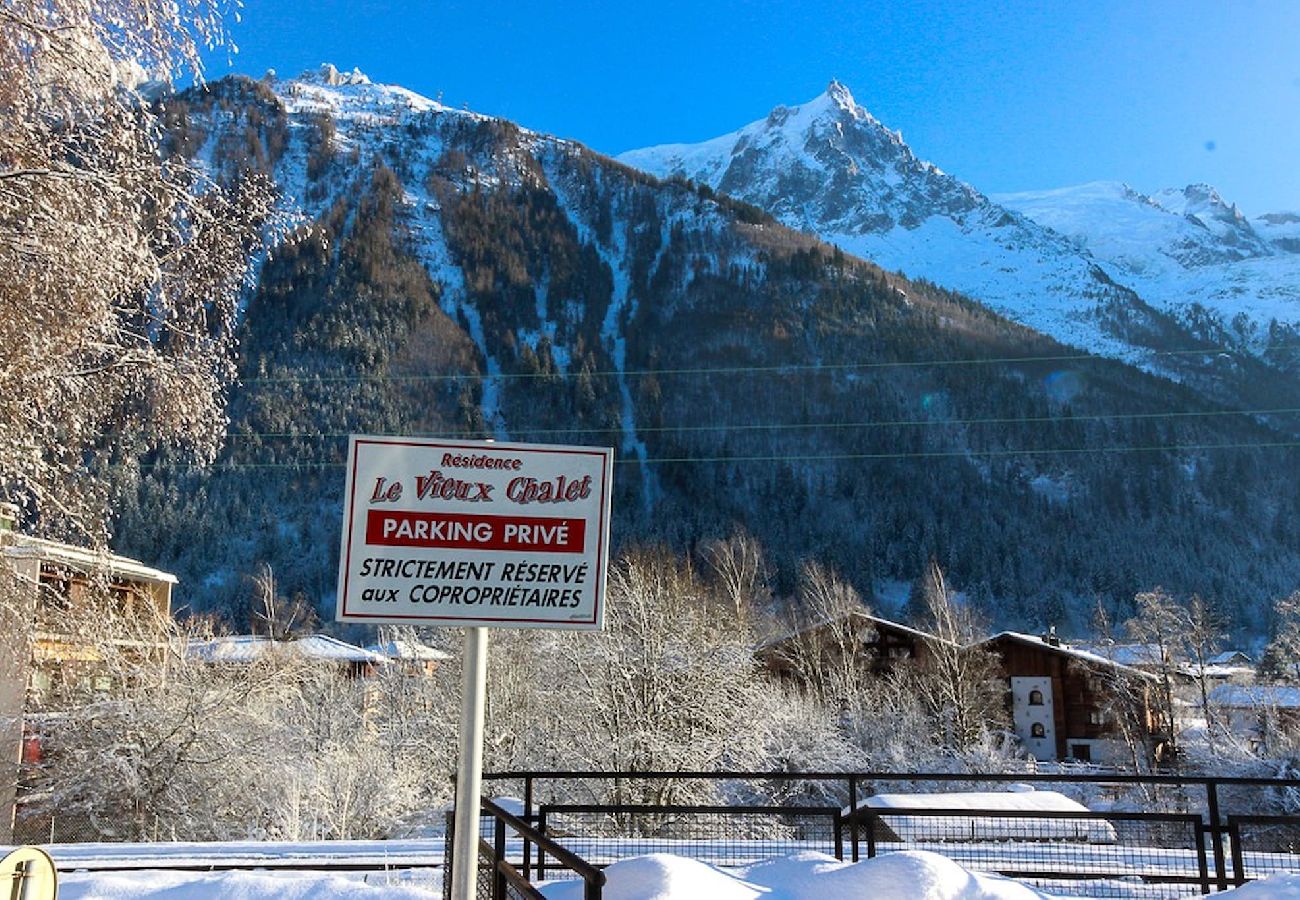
[
  {"x1": 976, "y1": 632, "x2": 1164, "y2": 764},
  {"x1": 0, "y1": 514, "x2": 176, "y2": 842}
]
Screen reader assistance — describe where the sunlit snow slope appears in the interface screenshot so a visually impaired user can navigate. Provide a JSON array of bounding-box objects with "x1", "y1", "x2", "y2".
[{"x1": 620, "y1": 82, "x2": 1299, "y2": 379}]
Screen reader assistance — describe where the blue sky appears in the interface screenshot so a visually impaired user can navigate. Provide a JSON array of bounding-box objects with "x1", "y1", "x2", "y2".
[{"x1": 205, "y1": 0, "x2": 1300, "y2": 214}]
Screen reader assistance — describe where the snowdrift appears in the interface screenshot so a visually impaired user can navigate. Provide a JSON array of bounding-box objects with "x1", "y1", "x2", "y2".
[{"x1": 539, "y1": 850, "x2": 1049, "y2": 900}]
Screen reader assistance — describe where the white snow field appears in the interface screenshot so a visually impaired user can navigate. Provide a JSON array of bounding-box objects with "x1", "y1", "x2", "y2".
[
  {"x1": 48, "y1": 849, "x2": 1300, "y2": 899},
  {"x1": 59, "y1": 869, "x2": 440, "y2": 900}
]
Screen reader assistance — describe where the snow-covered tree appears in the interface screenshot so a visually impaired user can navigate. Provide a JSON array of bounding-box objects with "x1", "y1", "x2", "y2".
[
  {"x1": 1124, "y1": 587, "x2": 1189, "y2": 749},
  {"x1": 0, "y1": 0, "x2": 277, "y2": 539},
  {"x1": 553, "y1": 548, "x2": 774, "y2": 803},
  {"x1": 906, "y1": 560, "x2": 1007, "y2": 753},
  {"x1": 1259, "y1": 591, "x2": 1300, "y2": 684},
  {"x1": 700, "y1": 527, "x2": 772, "y2": 623},
  {"x1": 774, "y1": 559, "x2": 873, "y2": 707}
]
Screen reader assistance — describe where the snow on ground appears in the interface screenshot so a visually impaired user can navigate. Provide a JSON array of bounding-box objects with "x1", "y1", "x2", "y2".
[
  {"x1": 541, "y1": 850, "x2": 1049, "y2": 899},
  {"x1": 59, "y1": 869, "x2": 439, "y2": 900},
  {"x1": 1227, "y1": 875, "x2": 1300, "y2": 898},
  {"x1": 42, "y1": 850, "x2": 1300, "y2": 899}
]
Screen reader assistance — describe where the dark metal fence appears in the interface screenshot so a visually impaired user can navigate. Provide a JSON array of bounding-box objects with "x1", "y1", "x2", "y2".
[
  {"x1": 536, "y1": 804, "x2": 842, "y2": 874},
  {"x1": 442, "y1": 797, "x2": 605, "y2": 900},
  {"x1": 852, "y1": 807, "x2": 1208, "y2": 898},
  {"x1": 1227, "y1": 815, "x2": 1300, "y2": 886},
  {"x1": 483, "y1": 769, "x2": 1300, "y2": 895}
]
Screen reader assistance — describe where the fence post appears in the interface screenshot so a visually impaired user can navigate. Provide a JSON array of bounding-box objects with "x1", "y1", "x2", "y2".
[
  {"x1": 537, "y1": 809, "x2": 548, "y2": 881},
  {"x1": 865, "y1": 810, "x2": 877, "y2": 859},
  {"x1": 848, "y1": 775, "x2": 859, "y2": 862},
  {"x1": 1228, "y1": 819, "x2": 1246, "y2": 887},
  {"x1": 493, "y1": 815, "x2": 507, "y2": 900},
  {"x1": 833, "y1": 810, "x2": 844, "y2": 861},
  {"x1": 1193, "y1": 813, "x2": 1211, "y2": 895},
  {"x1": 1206, "y1": 779, "x2": 1228, "y2": 891},
  {"x1": 443, "y1": 810, "x2": 455, "y2": 900},
  {"x1": 522, "y1": 775, "x2": 534, "y2": 881}
]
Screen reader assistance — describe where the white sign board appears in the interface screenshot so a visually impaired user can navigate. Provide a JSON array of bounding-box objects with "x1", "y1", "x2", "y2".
[{"x1": 336, "y1": 436, "x2": 612, "y2": 629}]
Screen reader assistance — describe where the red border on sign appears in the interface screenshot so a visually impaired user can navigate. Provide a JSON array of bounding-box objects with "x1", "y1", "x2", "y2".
[{"x1": 339, "y1": 437, "x2": 611, "y2": 626}]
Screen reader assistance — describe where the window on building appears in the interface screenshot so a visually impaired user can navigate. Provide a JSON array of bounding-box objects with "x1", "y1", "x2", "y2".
[
  {"x1": 1029, "y1": 688, "x2": 1044, "y2": 706},
  {"x1": 1030, "y1": 722, "x2": 1046, "y2": 738},
  {"x1": 1089, "y1": 710, "x2": 1106, "y2": 725},
  {"x1": 1071, "y1": 743, "x2": 1093, "y2": 762}
]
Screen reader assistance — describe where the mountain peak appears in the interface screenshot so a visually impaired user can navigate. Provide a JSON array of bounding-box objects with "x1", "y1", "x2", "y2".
[
  {"x1": 298, "y1": 63, "x2": 372, "y2": 87},
  {"x1": 825, "y1": 78, "x2": 857, "y2": 110}
]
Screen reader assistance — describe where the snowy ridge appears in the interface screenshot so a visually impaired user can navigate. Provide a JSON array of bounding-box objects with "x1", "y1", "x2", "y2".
[
  {"x1": 277, "y1": 64, "x2": 456, "y2": 124},
  {"x1": 997, "y1": 181, "x2": 1300, "y2": 350},
  {"x1": 618, "y1": 84, "x2": 1289, "y2": 377}
]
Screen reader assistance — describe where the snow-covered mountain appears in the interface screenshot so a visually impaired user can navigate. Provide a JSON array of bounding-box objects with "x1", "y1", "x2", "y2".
[
  {"x1": 618, "y1": 82, "x2": 1298, "y2": 381},
  {"x1": 115, "y1": 66, "x2": 1300, "y2": 631},
  {"x1": 995, "y1": 181, "x2": 1300, "y2": 350}
]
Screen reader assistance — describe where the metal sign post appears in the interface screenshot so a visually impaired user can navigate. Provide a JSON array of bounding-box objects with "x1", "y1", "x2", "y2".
[
  {"x1": 336, "y1": 436, "x2": 613, "y2": 900},
  {"x1": 450, "y1": 626, "x2": 488, "y2": 900}
]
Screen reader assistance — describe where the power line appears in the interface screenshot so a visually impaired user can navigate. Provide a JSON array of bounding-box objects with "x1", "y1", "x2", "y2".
[
  {"x1": 135, "y1": 438, "x2": 1300, "y2": 472},
  {"x1": 223, "y1": 405, "x2": 1300, "y2": 441},
  {"x1": 237, "y1": 341, "x2": 1300, "y2": 386}
]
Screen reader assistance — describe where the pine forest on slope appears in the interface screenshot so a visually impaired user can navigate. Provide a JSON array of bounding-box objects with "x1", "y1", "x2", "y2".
[{"x1": 113, "y1": 67, "x2": 1300, "y2": 639}]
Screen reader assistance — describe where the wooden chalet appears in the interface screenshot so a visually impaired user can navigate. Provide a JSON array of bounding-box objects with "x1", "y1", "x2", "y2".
[
  {"x1": 756, "y1": 609, "x2": 949, "y2": 684},
  {"x1": 974, "y1": 631, "x2": 1165, "y2": 764},
  {"x1": 0, "y1": 510, "x2": 178, "y2": 843}
]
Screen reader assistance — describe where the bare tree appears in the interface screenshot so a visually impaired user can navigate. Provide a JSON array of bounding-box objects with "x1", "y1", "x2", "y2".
[
  {"x1": 700, "y1": 527, "x2": 771, "y2": 623},
  {"x1": 1259, "y1": 591, "x2": 1300, "y2": 684},
  {"x1": 1125, "y1": 587, "x2": 1189, "y2": 752},
  {"x1": 554, "y1": 548, "x2": 772, "y2": 804},
  {"x1": 249, "y1": 563, "x2": 317, "y2": 640},
  {"x1": 1, "y1": 0, "x2": 278, "y2": 540},
  {"x1": 776, "y1": 559, "x2": 873, "y2": 711},
  {"x1": 907, "y1": 559, "x2": 1007, "y2": 752},
  {"x1": 1185, "y1": 594, "x2": 1225, "y2": 753}
]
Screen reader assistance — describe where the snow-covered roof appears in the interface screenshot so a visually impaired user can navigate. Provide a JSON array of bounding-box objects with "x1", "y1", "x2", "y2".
[
  {"x1": 1182, "y1": 664, "x2": 1254, "y2": 680},
  {"x1": 188, "y1": 634, "x2": 388, "y2": 665},
  {"x1": 1209, "y1": 684, "x2": 1300, "y2": 709},
  {"x1": 977, "y1": 632, "x2": 1159, "y2": 682},
  {"x1": 2, "y1": 533, "x2": 177, "y2": 585},
  {"x1": 852, "y1": 788, "x2": 1085, "y2": 815},
  {"x1": 757, "y1": 609, "x2": 952, "y2": 653},
  {"x1": 1208, "y1": 650, "x2": 1252, "y2": 666},
  {"x1": 1070, "y1": 642, "x2": 1164, "y2": 667},
  {"x1": 364, "y1": 639, "x2": 451, "y2": 662},
  {"x1": 844, "y1": 788, "x2": 1115, "y2": 844}
]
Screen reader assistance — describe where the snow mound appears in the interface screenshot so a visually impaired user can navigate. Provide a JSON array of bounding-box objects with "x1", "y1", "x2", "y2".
[
  {"x1": 539, "y1": 850, "x2": 1047, "y2": 899},
  {"x1": 1223, "y1": 874, "x2": 1300, "y2": 898},
  {"x1": 59, "y1": 869, "x2": 437, "y2": 899},
  {"x1": 541, "y1": 853, "x2": 758, "y2": 900}
]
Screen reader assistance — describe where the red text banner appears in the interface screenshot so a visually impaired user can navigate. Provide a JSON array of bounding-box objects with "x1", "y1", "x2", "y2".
[{"x1": 366, "y1": 509, "x2": 587, "y2": 553}]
